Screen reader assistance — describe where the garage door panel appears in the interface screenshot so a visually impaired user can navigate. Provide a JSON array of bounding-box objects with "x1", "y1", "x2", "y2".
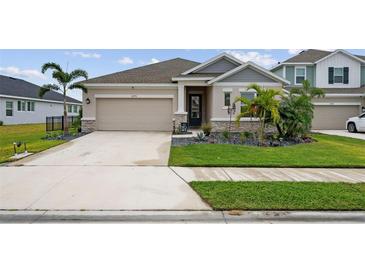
[
  {"x1": 312, "y1": 105, "x2": 360, "y2": 130},
  {"x1": 96, "y1": 98, "x2": 172, "y2": 131}
]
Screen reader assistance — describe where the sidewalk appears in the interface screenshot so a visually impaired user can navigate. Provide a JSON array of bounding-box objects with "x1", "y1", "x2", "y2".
[{"x1": 1, "y1": 210, "x2": 364, "y2": 223}]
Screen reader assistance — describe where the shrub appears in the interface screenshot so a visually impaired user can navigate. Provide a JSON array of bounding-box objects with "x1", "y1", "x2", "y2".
[
  {"x1": 201, "y1": 122, "x2": 212, "y2": 136},
  {"x1": 196, "y1": 132, "x2": 206, "y2": 141},
  {"x1": 222, "y1": 130, "x2": 230, "y2": 140}
]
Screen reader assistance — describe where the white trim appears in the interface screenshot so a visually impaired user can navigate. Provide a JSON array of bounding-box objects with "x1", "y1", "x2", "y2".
[
  {"x1": 283, "y1": 66, "x2": 286, "y2": 79},
  {"x1": 0, "y1": 94, "x2": 81, "y2": 105},
  {"x1": 174, "y1": 111, "x2": 188, "y2": 115},
  {"x1": 222, "y1": 88, "x2": 233, "y2": 92},
  {"x1": 81, "y1": 117, "x2": 96, "y2": 121},
  {"x1": 211, "y1": 117, "x2": 260, "y2": 122},
  {"x1": 213, "y1": 82, "x2": 282, "y2": 87},
  {"x1": 180, "y1": 53, "x2": 244, "y2": 75},
  {"x1": 313, "y1": 102, "x2": 361, "y2": 106},
  {"x1": 94, "y1": 94, "x2": 174, "y2": 99},
  {"x1": 84, "y1": 83, "x2": 177, "y2": 87},
  {"x1": 171, "y1": 77, "x2": 214, "y2": 81},
  {"x1": 324, "y1": 93, "x2": 364, "y2": 98},
  {"x1": 315, "y1": 49, "x2": 365, "y2": 64},
  {"x1": 208, "y1": 62, "x2": 290, "y2": 85},
  {"x1": 294, "y1": 66, "x2": 307, "y2": 85}
]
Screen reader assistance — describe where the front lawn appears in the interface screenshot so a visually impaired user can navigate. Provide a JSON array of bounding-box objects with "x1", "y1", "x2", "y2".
[
  {"x1": 169, "y1": 133, "x2": 365, "y2": 167},
  {"x1": 0, "y1": 124, "x2": 66, "y2": 163},
  {"x1": 191, "y1": 181, "x2": 365, "y2": 210}
]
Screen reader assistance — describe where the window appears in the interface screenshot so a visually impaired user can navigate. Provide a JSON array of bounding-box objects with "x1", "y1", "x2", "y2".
[
  {"x1": 334, "y1": 67, "x2": 344, "y2": 83},
  {"x1": 295, "y1": 67, "x2": 306, "y2": 85},
  {"x1": 73, "y1": 105, "x2": 78, "y2": 113},
  {"x1": 6, "y1": 101, "x2": 13, "y2": 116},
  {"x1": 68, "y1": 105, "x2": 72, "y2": 113},
  {"x1": 224, "y1": 92, "x2": 231, "y2": 107},
  {"x1": 240, "y1": 90, "x2": 256, "y2": 113},
  {"x1": 31, "y1": 102, "x2": 35, "y2": 111}
]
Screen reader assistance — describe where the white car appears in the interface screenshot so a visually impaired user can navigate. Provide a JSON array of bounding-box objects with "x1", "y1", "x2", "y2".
[{"x1": 346, "y1": 112, "x2": 365, "y2": 133}]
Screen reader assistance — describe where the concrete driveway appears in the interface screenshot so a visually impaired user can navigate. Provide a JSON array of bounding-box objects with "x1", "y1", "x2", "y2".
[
  {"x1": 312, "y1": 130, "x2": 365, "y2": 140},
  {"x1": 1, "y1": 131, "x2": 210, "y2": 210},
  {"x1": 14, "y1": 131, "x2": 172, "y2": 166}
]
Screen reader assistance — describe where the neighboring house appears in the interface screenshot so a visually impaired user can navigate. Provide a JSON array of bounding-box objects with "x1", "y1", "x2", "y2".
[
  {"x1": 81, "y1": 53, "x2": 288, "y2": 132},
  {"x1": 272, "y1": 49, "x2": 365, "y2": 129},
  {"x1": 0, "y1": 75, "x2": 82, "y2": 125}
]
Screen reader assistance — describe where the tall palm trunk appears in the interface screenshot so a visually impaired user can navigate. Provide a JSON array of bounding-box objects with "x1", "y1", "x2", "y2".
[{"x1": 63, "y1": 88, "x2": 68, "y2": 135}]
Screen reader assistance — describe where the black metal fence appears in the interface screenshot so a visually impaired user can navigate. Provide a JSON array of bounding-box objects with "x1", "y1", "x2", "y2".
[{"x1": 46, "y1": 116, "x2": 78, "y2": 131}]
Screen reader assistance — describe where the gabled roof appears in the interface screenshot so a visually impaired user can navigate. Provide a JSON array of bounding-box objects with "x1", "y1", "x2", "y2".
[
  {"x1": 180, "y1": 53, "x2": 244, "y2": 75},
  {"x1": 272, "y1": 49, "x2": 365, "y2": 70},
  {"x1": 0, "y1": 75, "x2": 81, "y2": 104},
  {"x1": 82, "y1": 58, "x2": 199, "y2": 84},
  {"x1": 208, "y1": 61, "x2": 290, "y2": 85}
]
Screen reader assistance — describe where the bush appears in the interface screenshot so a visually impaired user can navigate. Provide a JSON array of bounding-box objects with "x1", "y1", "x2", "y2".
[
  {"x1": 0, "y1": 121, "x2": 3, "y2": 126},
  {"x1": 201, "y1": 122, "x2": 212, "y2": 136},
  {"x1": 196, "y1": 132, "x2": 206, "y2": 141},
  {"x1": 222, "y1": 130, "x2": 230, "y2": 140}
]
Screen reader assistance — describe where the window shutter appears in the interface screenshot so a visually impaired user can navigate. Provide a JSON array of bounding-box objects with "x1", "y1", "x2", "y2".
[
  {"x1": 343, "y1": 67, "x2": 349, "y2": 84},
  {"x1": 328, "y1": 67, "x2": 334, "y2": 84}
]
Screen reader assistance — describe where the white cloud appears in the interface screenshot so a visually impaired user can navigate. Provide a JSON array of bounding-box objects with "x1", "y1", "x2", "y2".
[
  {"x1": 0, "y1": 66, "x2": 45, "y2": 79},
  {"x1": 225, "y1": 50, "x2": 278, "y2": 68},
  {"x1": 117, "y1": 57, "x2": 134, "y2": 65},
  {"x1": 65, "y1": 51, "x2": 101, "y2": 59},
  {"x1": 150, "y1": 58, "x2": 160, "y2": 64},
  {"x1": 288, "y1": 49, "x2": 303, "y2": 55}
]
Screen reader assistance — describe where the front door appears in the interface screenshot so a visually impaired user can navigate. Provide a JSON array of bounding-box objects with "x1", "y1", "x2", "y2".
[{"x1": 189, "y1": 94, "x2": 202, "y2": 126}]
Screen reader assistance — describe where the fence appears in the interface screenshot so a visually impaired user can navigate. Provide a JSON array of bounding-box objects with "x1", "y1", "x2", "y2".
[{"x1": 46, "y1": 116, "x2": 78, "y2": 131}]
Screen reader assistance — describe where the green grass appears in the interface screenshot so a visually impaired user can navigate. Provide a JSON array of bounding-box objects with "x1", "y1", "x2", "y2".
[
  {"x1": 191, "y1": 181, "x2": 365, "y2": 210},
  {"x1": 0, "y1": 124, "x2": 66, "y2": 163},
  {"x1": 169, "y1": 134, "x2": 365, "y2": 167}
]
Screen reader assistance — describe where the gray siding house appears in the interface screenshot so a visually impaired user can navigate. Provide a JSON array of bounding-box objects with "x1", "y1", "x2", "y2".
[
  {"x1": 0, "y1": 75, "x2": 82, "y2": 125},
  {"x1": 272, "y1": 49, "x2": 365, "y2": 129}
]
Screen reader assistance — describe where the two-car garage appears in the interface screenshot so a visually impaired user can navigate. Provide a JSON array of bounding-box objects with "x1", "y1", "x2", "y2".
[
  {"x1": 96, "y1": 97, "x2": 173, "y2": 131},
  {"x1": 312, "y1": 104, "x2": 361, "y2": 130}
]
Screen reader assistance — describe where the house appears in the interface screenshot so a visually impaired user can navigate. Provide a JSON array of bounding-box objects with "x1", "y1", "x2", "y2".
[
  {"x1": 0, "y1": 75, "x2": 82, "y2": 125},
  {"x1": 272, "y1": 49, "x2": 365, "y2": 130},
  {"x1": 81, "y1": 53, "x2": 289, "y2": 132}
]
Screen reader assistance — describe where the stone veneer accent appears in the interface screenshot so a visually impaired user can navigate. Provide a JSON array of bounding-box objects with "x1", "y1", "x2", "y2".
[
  {"x1": 211, "y1": 120, "x2": 277, "y2": 133},
  {"x1": 81, "y1": 119, "x2": 96, "y2": 133},
  {"x1": 173, "y1": 113, "x2": 188, "y2": 131}
]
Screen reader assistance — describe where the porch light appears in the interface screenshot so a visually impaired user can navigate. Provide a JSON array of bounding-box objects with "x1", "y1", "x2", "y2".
[{"x1": 86, "y1": 98, "x2": 91, "y2": 104}]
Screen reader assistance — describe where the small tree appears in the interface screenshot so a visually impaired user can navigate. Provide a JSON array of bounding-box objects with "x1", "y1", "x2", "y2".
[
  {"x1": 235, "y1": 84, "x2": 282, "y2": 144},
  {"x1": 277, "y1": 80, "x2": 324, "y2": 138},
  {"x1": 39, "y1": 63, "x2": 88, "y2": 135}
]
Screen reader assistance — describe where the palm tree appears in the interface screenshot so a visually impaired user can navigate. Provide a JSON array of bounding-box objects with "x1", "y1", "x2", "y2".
[
  {"x1": 235, "y1": 84, "x2": 283, "y2": 144},
  {"x1": 39, "y1": 63, "x2": 88, "y2": 134},
  {"x1": 290, "y1": 79, "x2": 324, "y2": 99}
]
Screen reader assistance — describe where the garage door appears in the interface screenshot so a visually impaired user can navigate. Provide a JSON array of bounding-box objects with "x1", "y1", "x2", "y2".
[
  {"x1": 312, "y1": 105, "x2": 360, "y2": 130},
  {"x1": 96, "y1": 98, "x2": 173, "y2": 131}
]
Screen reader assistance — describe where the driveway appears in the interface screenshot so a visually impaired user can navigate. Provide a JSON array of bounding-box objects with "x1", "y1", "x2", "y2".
[
  {"x1": 14, "y1": 131, "x2": 172, "y2": 166},
  {"x1": 1, "y1": 131, "x2": 210, "y2": 210},
  {"x1": 313, "y1": 130, "x2": 365, "y2": 140}
]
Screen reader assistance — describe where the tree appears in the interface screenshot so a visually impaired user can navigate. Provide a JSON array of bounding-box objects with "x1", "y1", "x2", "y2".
[
  {"x1": 39, "y1": 63, "x2": 88, "y2": 134},
  {"x1": 277, "y1": 79, "x2": 324, "y2": 138},
  {"x1": 235, "y1": 84, "x2": 283, "y2": 144}
]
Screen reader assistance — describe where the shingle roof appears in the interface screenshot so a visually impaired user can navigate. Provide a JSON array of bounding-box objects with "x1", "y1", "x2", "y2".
[
  {"x1": 173, "y1": 73, "x2": 222, "y2": 78},
  {"x1": 279, "y1": 49, "x2": 365, "y2": 64},
  {"x1": 82, "y1": 58, "x2": 200, "y2": 84},
  {"x1": 0, "y1": 75, "x2": 81, "y2": 104}
]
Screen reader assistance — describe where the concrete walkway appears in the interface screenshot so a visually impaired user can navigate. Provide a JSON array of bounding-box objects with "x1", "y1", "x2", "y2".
[
  {"x1": 171, "y1": 167, "x2": 365, "y2": 183},
  {"x1": 1, "y1": 210, "x2": 364, "y2": 223},
  {"x1": 313, "y1": 130, "x2": 365, "y2": 140}
]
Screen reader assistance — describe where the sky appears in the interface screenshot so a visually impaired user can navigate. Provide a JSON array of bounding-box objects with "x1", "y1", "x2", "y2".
[{"x1": 2, "y1": 49, "x2": 365, "y2": 101}]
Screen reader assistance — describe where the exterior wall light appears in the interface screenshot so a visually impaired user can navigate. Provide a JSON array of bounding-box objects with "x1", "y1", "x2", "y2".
[{"x1": 86, "y1": 98, "x2": 91, "y2": 104}]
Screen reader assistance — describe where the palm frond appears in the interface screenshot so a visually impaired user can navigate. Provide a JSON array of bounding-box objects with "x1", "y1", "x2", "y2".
[
  {"x1": 41, "y1": 62, "x2": 63, "y2": 74},
  {"x1": 39, "y1": 84, "x2": 60, "y2": 98},
  {"x1": 69, "y1": 69, "x2": 88, "y2": 81},
  {"x1": 69, "y1": 83, "x2": 88, "y2": 93}
]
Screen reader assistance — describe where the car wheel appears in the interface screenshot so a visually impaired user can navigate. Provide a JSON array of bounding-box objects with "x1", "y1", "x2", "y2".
[{"x1": 347, "y1": 122, "x2": 357, "y2": 133}]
